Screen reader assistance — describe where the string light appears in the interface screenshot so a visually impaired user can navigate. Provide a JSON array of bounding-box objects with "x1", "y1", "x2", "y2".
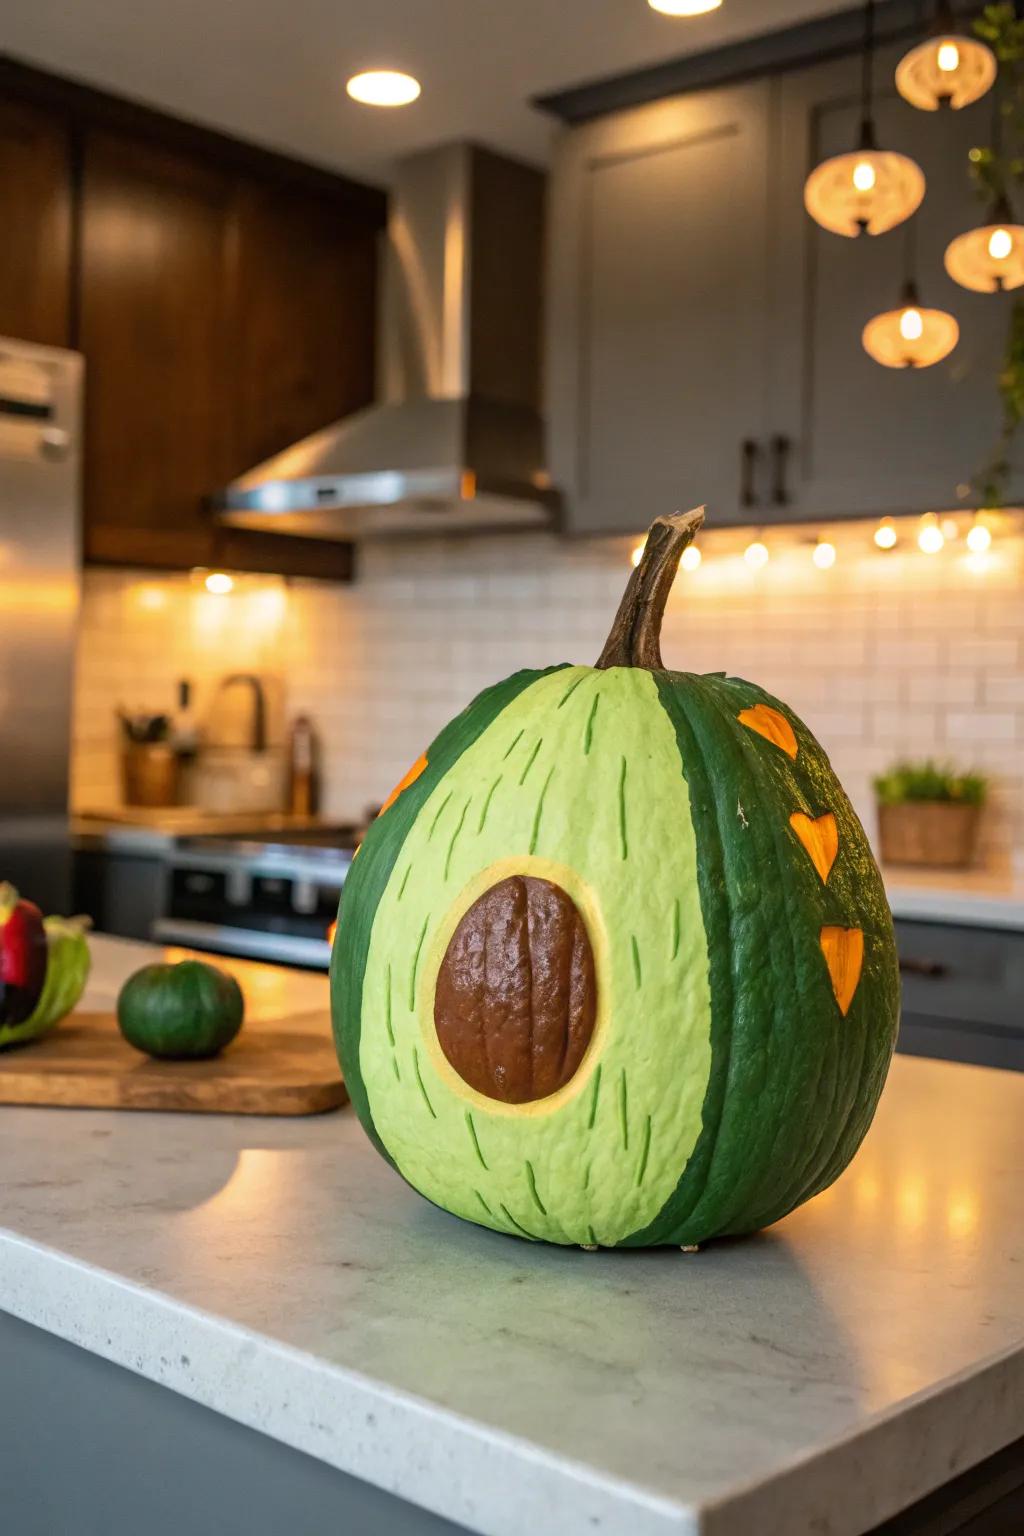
[
  {"x1": 204, "y1": 571, "x2": 234, "y2": 595},
  {"x1": 917, "y1": 514, "x2": 945, "y2": 554},
  {"x1": 874, "y1": 519, "x2": 898, "y2": 549},
  {"x1": 812, "y1": 540, "x2": 837, "y2": 569},
  {"x1": 630, "y1": 541, "x2": 645, "y2": 568},
  {"x1": 966, "y1": 516, "x2": 992, "y2": 553},
  {"x1": 680, "y1": 545, "x2": 702, "y2": 571},
  {"x1": 744, "y1": 539, "x2": 769, "y2": 570}
]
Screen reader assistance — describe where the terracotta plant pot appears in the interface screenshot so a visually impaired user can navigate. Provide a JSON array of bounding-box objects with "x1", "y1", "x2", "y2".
[{"x1": 876, "y1": 801, "x2": 981, "y2": 869}]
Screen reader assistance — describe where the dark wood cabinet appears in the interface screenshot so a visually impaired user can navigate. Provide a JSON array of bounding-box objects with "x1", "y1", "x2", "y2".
[
  {"x1": 0, "y1": 96, "x2": 72, "y2": 348},
  {"x1": 0, "y1": 57, "x2": 385, "y2": 579},
  {"x1": 80, "y1": 131, "x2": 236, "y2": 569},
  {"x1": 230, "y1": 180, "x2": 377, "y2": 474}
]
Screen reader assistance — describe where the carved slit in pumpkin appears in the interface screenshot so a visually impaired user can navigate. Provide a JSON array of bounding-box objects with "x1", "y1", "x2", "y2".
[
  {"x1": 820, "y1": 926, "x2": 865, "y2": 1017},
  {"x1": 434, "y1": 875, "x2": 597, "y2": 1104},
  {"x1": 379, "y1": 752, "x2": 428, "y2": 815},
  {"x1": 790, "y1": 812, "x2": 839, "y2": 884},
  {"x1": 737, "y1": 704, "x2": 799, "y2": 760}
]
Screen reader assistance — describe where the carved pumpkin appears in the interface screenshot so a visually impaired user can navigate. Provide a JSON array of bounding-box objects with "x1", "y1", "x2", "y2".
[{"x1": 331, "y1": 509, "x2": 900, "y2": 1248}]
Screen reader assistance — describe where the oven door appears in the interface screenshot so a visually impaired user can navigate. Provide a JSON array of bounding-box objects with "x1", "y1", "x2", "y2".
[
  {"x1": 155, "y1": 859, "x2": 344, "y2": 970},
  {"x1": 151, "y1": 918, "x2": 332, "y2": 970}
]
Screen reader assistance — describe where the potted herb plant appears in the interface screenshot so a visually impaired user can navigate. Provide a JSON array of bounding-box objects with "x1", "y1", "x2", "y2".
[{"x1": 874, "y1": 761, "x2": 988, "y2": 869}]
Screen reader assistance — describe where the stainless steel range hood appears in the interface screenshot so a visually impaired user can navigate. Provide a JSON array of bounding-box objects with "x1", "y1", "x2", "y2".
[{"x1": 214, "y1": 143, "x2": 558, "y2": 539}]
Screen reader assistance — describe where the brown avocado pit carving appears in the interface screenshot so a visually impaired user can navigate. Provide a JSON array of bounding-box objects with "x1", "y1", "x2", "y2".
[{"x1": 434, "y1": 875, "x2": 597, "y2": 1104}]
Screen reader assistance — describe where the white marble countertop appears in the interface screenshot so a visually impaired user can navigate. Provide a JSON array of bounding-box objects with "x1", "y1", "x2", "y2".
[{"x1": 1, "y1": 936, "x2": 1023, "y2": 1536}]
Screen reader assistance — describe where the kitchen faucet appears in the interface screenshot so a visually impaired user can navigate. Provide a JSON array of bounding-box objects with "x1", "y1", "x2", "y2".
[{"x1": 217, "y1": 673, "x2": 267, "y2": 754}]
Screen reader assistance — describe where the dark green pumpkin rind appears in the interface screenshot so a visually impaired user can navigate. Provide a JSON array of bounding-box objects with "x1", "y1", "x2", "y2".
[
  {"x1": 623, "y1": 673, "x2": 899, "y2": 1247},
  {"x1": 330, "y1": 667, "x2": 568, "y2": 1162},
  {"x1": 117, "y1": 960, "x2": 244, "y2": 1060}
]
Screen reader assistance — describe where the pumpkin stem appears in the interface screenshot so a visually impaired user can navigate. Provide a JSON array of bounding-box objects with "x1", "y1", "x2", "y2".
[{"x1": 596, "y1": 507, "x2": 705, "y2": 670}]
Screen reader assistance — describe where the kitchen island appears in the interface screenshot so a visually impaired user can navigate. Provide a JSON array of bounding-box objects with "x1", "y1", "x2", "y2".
[{"x1": 1, "y1": 936, "x2": 1022, "y2": 1536}]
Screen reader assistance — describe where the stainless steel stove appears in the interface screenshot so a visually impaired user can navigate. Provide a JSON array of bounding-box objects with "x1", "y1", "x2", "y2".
[{"x1": 152, "y1": 828, "x2": 359, "y2": 969}]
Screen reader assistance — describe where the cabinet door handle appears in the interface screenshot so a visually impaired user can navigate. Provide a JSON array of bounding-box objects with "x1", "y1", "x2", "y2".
[
  {"x1": 899, "y1": 957, "x2": 951, "y2": 979},
  {"x1": 770, "y1": 434, "x2": 793, "y2": 507},
  {"x1": 741, "y1": 439, "x2": 761, "y2": 508}
]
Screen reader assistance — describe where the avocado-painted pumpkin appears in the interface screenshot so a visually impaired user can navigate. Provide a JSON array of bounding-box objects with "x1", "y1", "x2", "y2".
[
  {"x1": 117, "y1": 959, "x2": 244, "y2": 1060},
  {"x1": 332, "y1": 509, "x2": 900, "y2": 1248}
]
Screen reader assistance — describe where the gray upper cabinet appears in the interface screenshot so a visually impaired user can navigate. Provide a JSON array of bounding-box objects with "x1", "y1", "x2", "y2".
[
  {"x1": 547, "y1": 80, "x2": 774, "y2": 535},
  {"x1": 772, "y1": 41, "x2": 1015, "y2": 521},
  {"x1": 548, "y1": 39, "x2": 1013, "y2": 534}
]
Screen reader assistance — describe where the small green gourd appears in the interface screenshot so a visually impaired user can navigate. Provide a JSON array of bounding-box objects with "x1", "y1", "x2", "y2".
[{"x1": 117, "y1": 960, "x2": 244, "y2": 1060}]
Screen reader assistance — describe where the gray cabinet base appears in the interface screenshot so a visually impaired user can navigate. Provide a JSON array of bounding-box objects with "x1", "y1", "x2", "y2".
[{"x1": 0, "y1": 1310, "x2": 468, "y2": 1536}]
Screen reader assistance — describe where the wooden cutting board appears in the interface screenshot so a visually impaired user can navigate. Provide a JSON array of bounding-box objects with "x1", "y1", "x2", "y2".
[{"x1": 0, "y1": 1009, "x2": 347, "y2": 1116}]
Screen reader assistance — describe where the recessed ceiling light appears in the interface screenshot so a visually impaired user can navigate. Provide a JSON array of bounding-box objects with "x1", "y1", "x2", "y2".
[
  {"x1": 346, "y1": 70, "x2": 421, "y2": 108},
  {"x1": 648, "y1": 0, "x2": 722, "y2": 14}
]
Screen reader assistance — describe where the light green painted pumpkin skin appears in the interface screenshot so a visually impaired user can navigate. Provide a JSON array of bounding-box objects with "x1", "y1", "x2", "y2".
[{"x1": 331, "y1": 517, "x2": 900, "y2": 1248}]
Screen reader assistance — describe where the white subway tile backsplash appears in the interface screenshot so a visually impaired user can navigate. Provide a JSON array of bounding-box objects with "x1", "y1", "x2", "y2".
[
  {"x1": 871, "y1": 637, "x2": 942, "y2": 668},
  {"x1": 944, "y1": 711, "x2": 1017, "y2": 744},
  {"x1": 71, "y1": 523, "x2": 1024, "y2": 862},
  {"x1": 869, "y1": 707, "x2": 939, "y2": 745},
  {"x1": 946, "y1": 637, "x2": 1019, "y2": 669},
  {"x1": 984, "y1": 674, "x2": 1024, "y2": 706},
  {"x1": 906, "y1": 672, "x2": 978, "y2": 706}
]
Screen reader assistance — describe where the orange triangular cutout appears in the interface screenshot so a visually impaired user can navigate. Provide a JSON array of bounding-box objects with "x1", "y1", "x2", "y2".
[
  {"x1": 737, "y1": 704, "x2": 798, "y2": 760},
  {"x1": 790, "y1": 812, "x2": 839, "y2": 884},
  {"x1": 820, "y1": 927, "x2": 864, "y2": 1017},
  {"x1": 379, "y1": 752, "x2": 428, "y2": 815}
]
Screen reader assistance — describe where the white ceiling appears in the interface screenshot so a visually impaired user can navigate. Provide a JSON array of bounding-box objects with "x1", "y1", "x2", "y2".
[{"x1": 4, "y1": 0, "x2": 847, "y2": 185}]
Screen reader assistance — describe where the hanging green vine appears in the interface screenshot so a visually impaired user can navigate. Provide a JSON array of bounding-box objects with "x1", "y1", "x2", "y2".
[{"x1": 972, "y1": 3, "x2": 1024, "y2": 507}]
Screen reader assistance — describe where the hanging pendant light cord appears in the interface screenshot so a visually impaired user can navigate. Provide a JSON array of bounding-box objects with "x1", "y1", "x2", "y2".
[
  {"x1": 860, "y1": 0, "x2": 877, "y2": 147},
  {"x1": 902, "y1": 215, "x2": 919, "y2": 307}
]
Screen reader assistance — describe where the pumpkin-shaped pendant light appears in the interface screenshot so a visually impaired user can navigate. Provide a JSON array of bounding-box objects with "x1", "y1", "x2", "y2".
[
  {"x1": 805, "y1": 0, "x2": 925, "y2": 237},
  {"x1": 945, "y1": 193, "x2": 1024, "y2": 291},
  {"x1": 864, "y1": 219, "x2": 959, "y2": 367},
  {"x1": 895, "y1": 1, "x2": 996, "y2": 111},
  {"x1": 946, "y1": 78, "x2": 1024, "y2": 292},
  {"x1": 863, "y1": 278, "x2": 960, "y2": 367}
]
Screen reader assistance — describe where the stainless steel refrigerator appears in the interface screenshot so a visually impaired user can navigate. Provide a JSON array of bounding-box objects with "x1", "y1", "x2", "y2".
[{"x1": 0, "y1": 336, "x2": 83, "y2": 913}]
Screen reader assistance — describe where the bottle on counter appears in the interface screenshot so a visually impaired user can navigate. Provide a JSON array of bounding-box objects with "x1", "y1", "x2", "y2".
[
  {"x1": 170, "y1": 679, "x2": 201, "y2": 762},
  {"x1": 168, "y1": 679, "x2": 200, "y2": 805},
  {"x1": 287, "y1": 715, "x2": 320, "y2": 818}
]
